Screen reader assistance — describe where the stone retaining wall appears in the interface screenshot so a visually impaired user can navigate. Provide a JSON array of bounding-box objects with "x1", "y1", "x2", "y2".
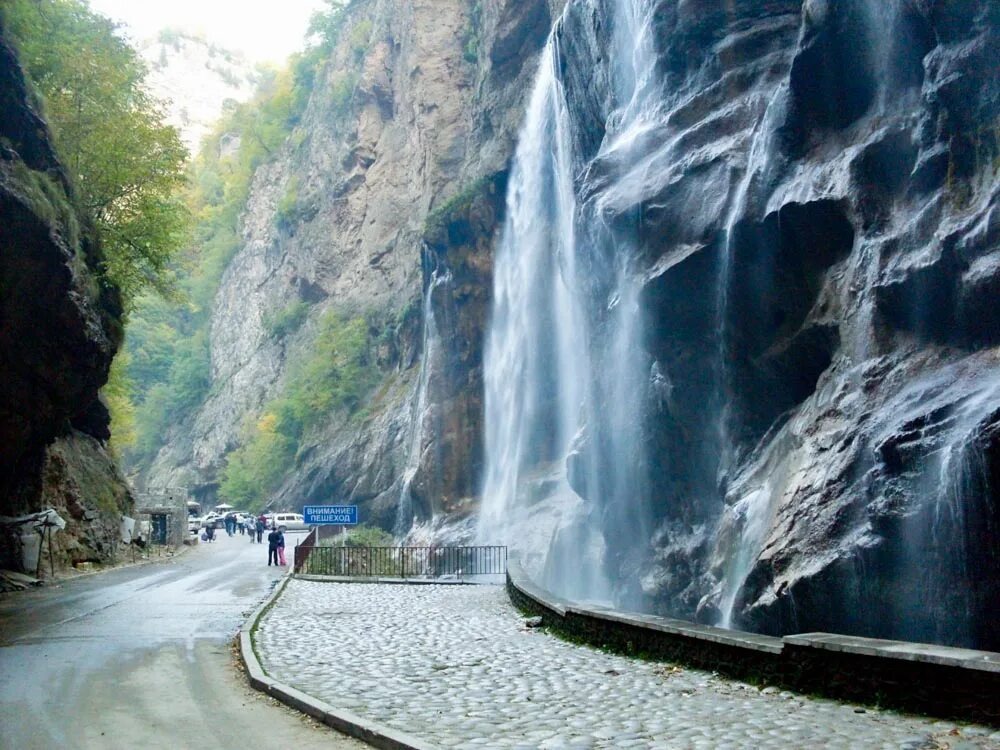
[{"x1": 507, "y1": 561, "x2": 1000, "y2": 726}]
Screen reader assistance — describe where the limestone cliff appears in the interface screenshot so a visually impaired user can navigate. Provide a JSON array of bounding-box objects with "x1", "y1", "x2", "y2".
[
  {"x1": 627, "y1": 0, "x2": 1000, "y2": 650},
  {"x1": 144, "y1": 0, "x2": 561, "y2": 528},
  {"x1": 0, "y1": 31, "x2": 132, "y2": 572}
]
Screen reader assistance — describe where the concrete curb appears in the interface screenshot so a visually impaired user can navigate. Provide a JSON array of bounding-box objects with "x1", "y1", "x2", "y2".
[
  {"x1": 507, "y1": 560, "x2": 1000, "y2": 726},
  {"x1": 238, "y1": 572, "x2": 438, "y2": 750}
]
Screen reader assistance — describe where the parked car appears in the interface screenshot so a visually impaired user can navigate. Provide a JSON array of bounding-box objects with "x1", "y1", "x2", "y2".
[{"x1": 267, "y1": 512, "x2": 308, "y2": 531}]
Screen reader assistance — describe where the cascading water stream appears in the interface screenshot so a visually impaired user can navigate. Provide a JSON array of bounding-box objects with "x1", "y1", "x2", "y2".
[
  {"x1": 477, "y1": 31, "x2": 587, "y2": 551},
  {"x1": 395, "y1": 267, "x2": 450, "y2": 536},
  {"x1": 607, "y1": 0, "x2": 660, "y2": 142},
  {"x1": 889, "y1": 367, "x2": 1000, "y2": 645},
  {"x1": 478, "y1": 0, "x2": 658, "y2": 604},
  {"x1": 713, "y1": 94, "x2": 787, "y2": 628}
]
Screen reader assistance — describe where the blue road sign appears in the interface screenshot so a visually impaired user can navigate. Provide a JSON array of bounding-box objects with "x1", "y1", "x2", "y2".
[{"x1": 303, "y1": 505, "x2": 358, "y2": 525}]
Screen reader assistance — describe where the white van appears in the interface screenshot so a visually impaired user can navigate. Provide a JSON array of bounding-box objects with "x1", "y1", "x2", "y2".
[{"x1": 267, "y1": 512, "x2": 307, "y2": 531}]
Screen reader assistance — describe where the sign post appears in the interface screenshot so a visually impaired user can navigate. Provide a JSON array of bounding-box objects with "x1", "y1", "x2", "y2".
[
  {"x1": 303, "y1": 505, "x2": 358, "y2": 525},
  {"x1": 303, "y1": 505, "x2": 358, "y2": 547}
]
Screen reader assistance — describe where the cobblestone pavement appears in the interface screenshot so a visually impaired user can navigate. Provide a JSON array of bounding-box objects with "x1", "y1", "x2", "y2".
[{"x1": 256, "y1": 582, "x2": 999, "y2": 750}]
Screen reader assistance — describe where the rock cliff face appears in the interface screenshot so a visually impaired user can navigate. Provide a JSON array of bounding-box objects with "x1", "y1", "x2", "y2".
[
  {"x1": 479, "y1": 0, "x2": 999, "y2": 649},
  {"x1": 145, "y1": 0, "x2": 562, "y2": 528},
  {"x1": 0, "y1": 31, "x2": 132, "y2": 572},
  {"x1": 634, "y1": 0, "x2": 1000, "y2": 650},
  {"x1": 139, "y1": 31, "x2": 258, "y2": 153}
]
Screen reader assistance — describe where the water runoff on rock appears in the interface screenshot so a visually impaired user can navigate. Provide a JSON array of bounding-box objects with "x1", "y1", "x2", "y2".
[
  {"x1": 395, "y1": 266, "x2": 450, "y2": 537},
  {"x1": 477, "y1": 0, "x2": 661, "y2": 606}
]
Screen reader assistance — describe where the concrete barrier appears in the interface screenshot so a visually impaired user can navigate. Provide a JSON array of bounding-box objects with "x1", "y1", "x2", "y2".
[{"x1": 507, "y1": 560, "x2": 1000, "y2": 725}]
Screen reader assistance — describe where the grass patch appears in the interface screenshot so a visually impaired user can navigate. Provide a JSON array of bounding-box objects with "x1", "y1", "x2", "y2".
[{"x1": 8, "y1": 160, "x2": 80, "y2": 252}]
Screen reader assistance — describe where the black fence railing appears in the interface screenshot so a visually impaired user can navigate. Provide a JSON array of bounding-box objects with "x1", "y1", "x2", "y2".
[{"x1": 294, "y1": 545, "x2": 508, "y2": 579}]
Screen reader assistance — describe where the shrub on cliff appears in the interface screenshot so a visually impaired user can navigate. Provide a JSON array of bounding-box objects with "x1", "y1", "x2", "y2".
[
  {"x1": 317, "y1": 524, "x2": 394, "y2": 548},
  {"x1": 219, "y1": 311, "x2": 381, "y2": 509}
]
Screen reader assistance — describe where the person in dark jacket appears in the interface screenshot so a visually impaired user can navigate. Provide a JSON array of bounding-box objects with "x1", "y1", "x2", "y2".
[
  {"x1": 256, "y1": 515, "x2": 265, "y2": 543},
  {"x1": 267, "y1": 528, "x2": 281, "y2": 565}
]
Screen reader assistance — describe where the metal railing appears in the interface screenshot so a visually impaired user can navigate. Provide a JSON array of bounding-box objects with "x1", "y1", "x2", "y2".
[{"x1": 294, "y1": 545, "x2": 507, "y2": 579}]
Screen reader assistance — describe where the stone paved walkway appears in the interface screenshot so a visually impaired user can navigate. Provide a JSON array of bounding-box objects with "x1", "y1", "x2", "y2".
[{"x1": 256, "y1": 581, "x2": 1000, "y2": 749}]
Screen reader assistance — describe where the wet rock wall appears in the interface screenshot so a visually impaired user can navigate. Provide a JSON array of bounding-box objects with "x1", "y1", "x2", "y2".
[{"x1": 548, "y1": 0, "x2": 999, "y2": 648}]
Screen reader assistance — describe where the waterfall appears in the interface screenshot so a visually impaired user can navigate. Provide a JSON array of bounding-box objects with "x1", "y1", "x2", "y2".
[
  {"x1": 476, "y1": 32, "x2": 589, "y2": 564},
  {"x1": 478, "y1": 0, "x2": 658, "y2": 605},
  {"x1": 476, "y1": 0, "x2": 997, "y2": 646},
  {"x1": 395, "y1": 267, "x2": 450, "y2": 536}
]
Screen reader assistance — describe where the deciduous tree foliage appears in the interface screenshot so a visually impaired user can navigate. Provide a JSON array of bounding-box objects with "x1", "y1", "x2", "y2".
[{"x1": 3, "y1": 0, "x2": 189, "y2": 308}]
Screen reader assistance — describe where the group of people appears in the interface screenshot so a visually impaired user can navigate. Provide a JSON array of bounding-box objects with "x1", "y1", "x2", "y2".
[
  {"x1": 244, "y1": 512, "x2": 286, "y2": 566},
  {"x1": 206, "y1": 511, "x2": 288, "y2": 566},
  {"x1": 241, "y1": 513, "x2": 267, "y2": 543}
]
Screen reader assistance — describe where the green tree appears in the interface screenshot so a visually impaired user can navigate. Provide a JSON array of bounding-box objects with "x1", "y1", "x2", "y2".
[
  {"x1": 306, "y1": 0, "x2": 350, "y2": 53},
  {"x1": 130, "y1": 327, "x2": 210, "y2": 456},
  {"x1": 3, "y1": 0, "x2": 189, "y2": 308},
  {"x1": 219, "y1": 413, "x2": 297, "y2": 508},
  {"x1": 105, "y1": 351, "x2": 136, "y2": 456}
]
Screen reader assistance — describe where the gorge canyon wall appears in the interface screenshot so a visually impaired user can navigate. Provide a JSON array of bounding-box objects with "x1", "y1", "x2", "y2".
[
  {"x1": 143, "y1": 0, "x2": 563, "y2": 534},
  {"x1": 143, "y1": 0, "x2": 998, "y2": 649},
  {"x1": 0, "y1": 30, "x2": 132, "y2": 572}
]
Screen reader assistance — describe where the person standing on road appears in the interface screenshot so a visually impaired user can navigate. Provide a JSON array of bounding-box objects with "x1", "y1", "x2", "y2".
[
  {"x1": 267, "y1": 527, "x2": 280, "y2": 565},
  {"x1": 256, "y1": 515, "x2": 266, "y2": 543},
  {"x1": 277, "y1": 528, "x2": 287, "y2": 566}
]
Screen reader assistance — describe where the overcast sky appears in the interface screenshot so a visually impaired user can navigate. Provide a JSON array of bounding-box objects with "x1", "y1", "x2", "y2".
[{"x1": 88, "y1": 0, "x2": 327, "y2": 62}]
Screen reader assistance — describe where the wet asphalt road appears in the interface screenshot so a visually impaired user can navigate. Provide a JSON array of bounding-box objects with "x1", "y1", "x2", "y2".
[{"x1": 0, "y1": 530, "x2": 365, "y2": 750}]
